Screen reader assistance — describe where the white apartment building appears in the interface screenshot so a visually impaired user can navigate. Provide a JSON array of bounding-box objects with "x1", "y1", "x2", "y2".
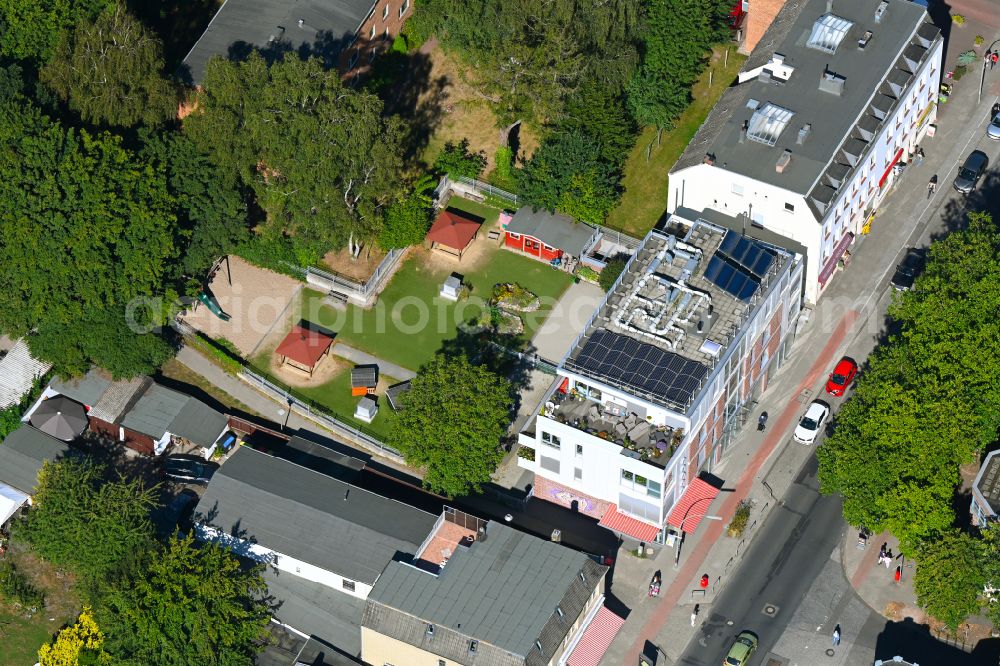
[
  {"x1": 668, "y1": 0, "x2": 942, "y2": 303},
  {"x1": 517, "y1": 217, "x2": 803, "y2": 542}
]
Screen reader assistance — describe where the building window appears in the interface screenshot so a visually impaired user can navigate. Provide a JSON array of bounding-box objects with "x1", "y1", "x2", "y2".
[
  {"x1": 399, "y1": 0, "x2": 410, "y2": 16},
  {"x1": 751, "y1": 211, "x2": 764, "y2": 226},
  {"x1": 382, "y1": 4, "x2": 389, "y2": 19},
  {"x1": 539, "y1": 456, "x2": 560, "y2": 474},
  {"x1": 438, "y1": 661, "x2": 446, "y2": 666},
  {"x1": 576, "y1": 444, "x2": 583, "y2": 456},
  {"x1": 575, "y1": 381, "x2": 602, "y2": 401},
  {"x1": 731, "y1": 183, "x2": 744, "y2": 196},
  {"x1": 647, "y1": 480, "x2": 662, "y2": 499},
  {"x1": 784, "y1": 202, "x2": 794, "y2": 212},
  {"x1": 541, "y1": 432, "x2": 561, "y2": 449},
  {"x1": 342, "y1": 579, "x2": 356, "y2": 592},
  {"x1": 574, "y1": 467, "x2": 583, "y2": 481},
  {"x1": 370, "y1": 24, "x2": 376, "y2": 39},
  {"x1": 348, "y1": 49, "x2": 359, "y2": 70}
]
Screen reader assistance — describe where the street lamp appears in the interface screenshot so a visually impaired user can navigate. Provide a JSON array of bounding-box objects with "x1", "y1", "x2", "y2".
[{"x1": 673, "y1": 513, "x2": 723, "y2": 568}]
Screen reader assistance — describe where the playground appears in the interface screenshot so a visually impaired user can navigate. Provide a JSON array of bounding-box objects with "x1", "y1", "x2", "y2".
[{"x1": 179, "y1": 256, "x2": 304, "y2": 357}]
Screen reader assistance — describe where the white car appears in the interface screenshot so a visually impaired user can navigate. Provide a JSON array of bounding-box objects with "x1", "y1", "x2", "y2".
[
  {"x1": 793, "y1": 401, "x2": 830, "y2": 444},
  {"x1": 988, "y1": 112, "x2": 1000, "y2": 141}
]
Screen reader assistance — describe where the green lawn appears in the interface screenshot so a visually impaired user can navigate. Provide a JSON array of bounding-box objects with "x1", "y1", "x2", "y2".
[
  {"x1": 0, "y1": 611, "x2": 55, "y2": 666},
  {"x1": 443, "y1": 196, "x2": 504, "y2": 225},
  {"x1": 301, "y1": 233, "x2": 574, "y2": 372},
  {"x1": 606, "y1": 46, "x2": 748, "y2": 238},
  {"x1": 293, "y1": 367, "x2": 400, "y2": 440}
]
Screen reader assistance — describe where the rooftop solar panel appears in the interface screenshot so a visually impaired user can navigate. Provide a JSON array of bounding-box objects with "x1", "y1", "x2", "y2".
[
  {"x1": 716, "y1": 230, "x2": 776, "y2": 279},
  {"x1": 572, "y1": 330, "x2": 709, "y2": 409}
]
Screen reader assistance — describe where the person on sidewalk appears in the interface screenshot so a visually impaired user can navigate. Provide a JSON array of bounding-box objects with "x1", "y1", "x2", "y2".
[
  {"x1": 927, "y1": 175, "x2": 937, "y2": 198},
  {"x1": 915, "y1": 147, "x2": 925, "y2": 165},
  {"x1": 757, "y1": 411, "x2": 768, "y2": 432},
  {"x1": 833, "y1": 625, "x2": 841, "y2": 646},
  {"x1": 992, "y1": 52, "x2": 998, "y2": 71},
  {"x1": 690, "y1": 604, "x2": 700, "y2": 627}
]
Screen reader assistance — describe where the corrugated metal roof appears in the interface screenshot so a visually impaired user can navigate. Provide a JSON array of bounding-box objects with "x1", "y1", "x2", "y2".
[
  {"x1": 0, "y1": 426, "x2": 73, "y2": 494},
  {"x1": 195, "y1": 447, "x2": 437, "y2": 583},
  {"x1": 364, "y1": 523, "x2": 607, "y2": 664},
  {"x1": 0, "y1": 340, "x2": 51, "y2": 409}
]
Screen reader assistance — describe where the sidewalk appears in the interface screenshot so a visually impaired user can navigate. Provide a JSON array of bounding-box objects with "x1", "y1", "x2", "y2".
[{"x1": 330, "y1": 343, "x2": 416, "y2": 381}]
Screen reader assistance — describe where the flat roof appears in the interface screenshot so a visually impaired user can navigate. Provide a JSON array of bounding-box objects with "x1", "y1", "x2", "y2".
[
  {"x1": 563, "y1": 220, "x2": 792, "y2": 412},
  {"x1": 196, "y1": 447, "x2": 437, "y2": 584},
  {"x1": 673, "y1": 0, "x2": 934, "y2": 213},
  {"x1": 364, "y1": 522, "x2": 606, "y2": 664}
]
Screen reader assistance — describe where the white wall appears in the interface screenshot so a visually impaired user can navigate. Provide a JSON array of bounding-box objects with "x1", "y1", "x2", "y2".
[{"x1": 196, "y1": 524, "x2": 373, "y2": 600}]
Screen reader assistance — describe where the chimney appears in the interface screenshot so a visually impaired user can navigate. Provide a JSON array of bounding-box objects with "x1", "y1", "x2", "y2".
[
  {"x1": 775, "y1": 149, "x2": 792, "y2": 173},
  {"x1": 826, "y1": 0, "x2": 833, "y2": 12},
  {"x1": 739, "y1": 120, "x2": 748, "y2": 143},
  {"x1": 796, "y1": 124, "x2": 812, "y2": 144}
]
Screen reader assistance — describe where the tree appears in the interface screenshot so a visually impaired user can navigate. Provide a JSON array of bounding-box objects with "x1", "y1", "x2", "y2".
[
  {"x1": 389, "y1": 354, "x2": 512, "y2": 497},
  {"x1": 433, "y1": 139, "x2": 487, "y2": 179},
  {"x1": 41, "y1": 3, "x2": 176, "y2": 127},
  {"x1": 409, "y1": 0, "x2": 642, "y2": 124},
  {"x1": 913, "y1": 530, "x2": 985, "y2": 631},
  {"x1": 98, "y1": 533, "x2": 270, "y2": 666},
  {"x1": 0, "y1": 0, "x2": 111, "y2": 63},
  {"x1": 518, "y1": 128, "x2": 619, "y2": 225},
  {"x1": 38, "y1": 608, "x2": 111, "y2": 666},
  {"x1": 599, "y1": 253, "x2": 630, "y2": 292},
  {"x1": 627, "y1": 0, "x2": 732, "y2": 129},
  {"x1": 378, "y1": 175, "x2": 435, "y2": 250},
  {"x1": 20, "y1": 459, "x2": 157, "y2": 582},
  {"x1": 562, "y1": 80, "x2": 637, "y2": 167},
  {"x1": 185, "y1": 52, "x2": 404, "y2": 257},
  {"x1": 980, "y1": 524, "x2": 1000, "y2": 628},
  {"x1": 0, "y1": 99, "x2": 179, "y2": 376}
]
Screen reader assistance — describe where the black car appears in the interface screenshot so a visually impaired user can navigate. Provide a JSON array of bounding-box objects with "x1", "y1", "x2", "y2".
[
  {"x1": 890, "y1": 248, "x2": 926, "y2": 291},
  {"x1": 164, "y1": 454, "x2": 219, "y2": 484}
]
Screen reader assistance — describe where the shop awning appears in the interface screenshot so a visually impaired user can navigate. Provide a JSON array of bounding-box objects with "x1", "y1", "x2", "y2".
[
  {"x1": 818, "y1": 232, "x2": 855, "y2": 286},
  {"x1": 598, "y1": 505, "x2": 661, "y2": 542},
  {"x1": 878, "y1": 147, "x2": 905, "y2": 188},
  {"x1": 566, "y1": 606, "x2": 625, "y2": 666},
  {"x1": 667, "y1": 478, "x2": 721, "y2": 532}
]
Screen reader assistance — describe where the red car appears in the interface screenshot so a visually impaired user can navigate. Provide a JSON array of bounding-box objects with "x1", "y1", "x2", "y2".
[{"x1": 825, "y1": 357, "x2": 858, "y2": 396}]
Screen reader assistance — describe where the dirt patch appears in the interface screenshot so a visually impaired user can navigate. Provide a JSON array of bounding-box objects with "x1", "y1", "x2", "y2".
[
  {"x1": 179, "y1": 256, "x2": 303, "y2": 357},
  {"x1": 416, "y1": 43, "x2": 539, "y2": 169},
  {"x1": 265, "y1": 351, "x2": 348, "y2": 389},
  {"x1": 319, "y1": 245, "x2": 387, "y2": 283},
  {"x1": 883, "y1": 600, "x2": 924, "y2": 622}
]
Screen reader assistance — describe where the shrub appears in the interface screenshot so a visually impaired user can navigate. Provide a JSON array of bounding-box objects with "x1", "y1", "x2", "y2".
[
  {"x1": 0, "y1": 560, "x2": 45, "y2": 609},
  {"x1": 952, "y1": 65, "x2": 968, "y2": 81},
  {"x1": 599, "y1": 253, "x2": 630, "y2": 292},
  {"x1": 491, "y1": 146, "x2": 516, "y2": 190},
  {"x1": 957, "y1": 50, "x2": 978, "y2": 66},
  {"x1": 575, "y1": 265, "x2": 600, "y2": 283},
  {"x1": 434, "y1": 139, "x2": 487, "y2": 180},
  {"x1": 952, "y1": 14, "x2": 966, "y2": 24},
  {"x1": 517, "y1": 446, "x2": 535, "y2": 461},
  {"x1": 187, "y1": 333, "x2": 244, "y2": 374},
  {"x1": 975, "y1": 35, "x2": 985, "y2": 46},
  {"x1": 727, "y1": 500, "x2": 753, "y2": 537}
]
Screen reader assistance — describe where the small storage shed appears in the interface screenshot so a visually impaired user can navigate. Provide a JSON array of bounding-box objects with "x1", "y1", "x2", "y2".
[
  {"x1": 350, "y1": 365, "x2": 378, "y2": 397},
  {"x1": 355, "y1": 397, "x2": 378, "y2": 423}
]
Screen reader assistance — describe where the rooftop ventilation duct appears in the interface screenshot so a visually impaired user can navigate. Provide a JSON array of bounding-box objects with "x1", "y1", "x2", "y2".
[
  {"x1": 858, "y1": 30, "x2": 873, "y2": 49},
  {"x1": 874, "y1": 0, "x2": 889, "y2": 23},
  {"x1": 775, "y1": 149, "x2": 792, "y2": 173},
  {"x1": 796, "y1": 124, "x2": 812, "y2": 144},
  {"x1": 819, "y1": 68, "x2": 846, "y2": 95}
]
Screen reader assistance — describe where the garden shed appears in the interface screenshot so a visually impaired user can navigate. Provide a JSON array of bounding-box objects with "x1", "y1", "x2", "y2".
[
  {"x1": 275, "y1": 325, "x2": 335, "y2": 377},
  {"x1": 425, "y1": 209, "x2": 482, "y2": 260},
  {"x1": 351, "y1": 366, "x2": 378, "y2": 397}
]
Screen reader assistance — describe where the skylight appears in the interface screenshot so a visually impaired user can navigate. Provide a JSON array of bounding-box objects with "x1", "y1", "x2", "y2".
[
  {"x1": 807, "y1": 14, "x2": 854, "y2": 53},
  {"x1": 746, "y1": 103, "x2": 795, "y2": 146}
]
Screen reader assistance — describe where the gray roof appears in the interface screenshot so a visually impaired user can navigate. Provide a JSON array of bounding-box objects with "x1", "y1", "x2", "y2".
[
  {"x1": 264, "y1": 568, "x2": 364, "y2": 656},
  {"x1": 89, "y1": 376, "x2": 150, "y2": 423},
  {"x1": 121, "y1": 384, "x2": 226, "y2": 446},
  {"x1": 506, "y1": 208, "x2": 598, "y2": 258},
  {"x1": 673, "y1": 0, "x2": 935, "y2": 217},
  {"x1": 50, "y1": 369, "x2": 113, "y2": 407},
  {"x1": 0, "y1": 426, "x2": 73, "y2": 494},
  {"x1": 181, "y1": 0, "x2": 377, "y2": 83},
  {"x1": 974, "y1": 450, "x2": 1000, "y2": 518},
  {"x1": 196, "y1": 447, "x2": 437, "y2": 583},
  {"x1": 364, "y1": 522, "x2": 607, "y2": 666}
]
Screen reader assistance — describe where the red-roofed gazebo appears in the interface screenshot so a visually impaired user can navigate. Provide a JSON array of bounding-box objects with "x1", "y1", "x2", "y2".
[
  {"x1": 274, "y1": 325, "x2": 334, "y2": 377},
  {"x1": 425, "y1": 209, "x2": 482, "y2": 260}
]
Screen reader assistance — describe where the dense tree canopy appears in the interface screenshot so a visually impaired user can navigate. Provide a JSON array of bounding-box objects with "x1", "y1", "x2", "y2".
[
  {"x1": 0, "y1": 0, "x2": 111, "y2": 63},
  {"x1": 378, "y1": 175, "x2": 435, "y2": 250},
  {"x1": 185, "y1": 52, "x2": 404, "y2": 256},
  {"x1": 40, "y1": 3, "x2": 177, "y2": 128},
  {"x1": 98, "y1": 534, "x2": 270, "y2": 665},
  {"x1": 409, "y1": 0, "x2": 641, "y2": 125},
  {"x1": 433, "y1": 139, "x2": 487, "y2": 180},
  {"x1": 390, "y1": 354, "x2": 512, "y2": 497},
  {"x1": 817, "y1": 212, "x2": 1000, "y2": 554},
  {"x1": 913, "y1": 530, "x2": 985, "y2": 631}
]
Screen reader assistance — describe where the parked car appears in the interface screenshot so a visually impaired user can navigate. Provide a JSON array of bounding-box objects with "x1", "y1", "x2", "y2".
[
  {"x1": 825, "y1": 357, "x2": 859, "y2": 397},
  {"x1": 164, "y1": 454, "x2": 219, "y2": 484},
  {"x1": 889, "y1": 248, "x2": 927, "y2": 291},
  {"x1": 793, "y1": 401, "x2": 830, "y2": 444},
  {"x1": 953, "y1": 150, "x2": 989, "y2": 194},
  {"x1": 988, "y1": 112, "x2": 1000, "y2": 141},
  {"x1": 723, "y1": 630, "x2": 759, "y2": 666}
]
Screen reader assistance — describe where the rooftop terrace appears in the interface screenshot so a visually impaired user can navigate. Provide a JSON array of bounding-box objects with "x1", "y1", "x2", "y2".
[{"x1": 562, "y1": 221, "x2": 791, "y2": 413}]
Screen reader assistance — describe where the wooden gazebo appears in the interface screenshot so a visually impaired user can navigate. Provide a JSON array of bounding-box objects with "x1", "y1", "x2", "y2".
[
  {"x1": 425, "y1": 209, "x2": 482, "y2": 260},
  {"x1": 274, "y1": 325, "x2": 334, "y2": 377}
]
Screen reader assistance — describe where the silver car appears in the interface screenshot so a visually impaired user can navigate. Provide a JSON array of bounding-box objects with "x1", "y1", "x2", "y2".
[
  {"x1": 988, "y1": 113, "x2": 1000, "y2": 141},
  {"x1": 953, "y1": 150, "x2": 989, "y2": 194}
]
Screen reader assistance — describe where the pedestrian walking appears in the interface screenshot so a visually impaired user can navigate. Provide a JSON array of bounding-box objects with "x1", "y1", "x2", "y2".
[
  {"x1": 992, "y1": 52, "x2": 998, "y2": 70},
  {"x1": 690, "y1": 604, "x2": 700, "y2": 627},
  {"x1": 927, "y1": 175, "x2": 937, "y2": 199},
  {"x1": 833, "y1": 625, "x2": 841, "y2": 646},
  {"x1": 915, "y1": 147, "x2": 924, "y2": 165},
  {"x1": 757, "y1": 411, "x2": 768, "y2": 432},
  {"x1": 986, "y1": 50, "x2": 992, "y2": 68}
]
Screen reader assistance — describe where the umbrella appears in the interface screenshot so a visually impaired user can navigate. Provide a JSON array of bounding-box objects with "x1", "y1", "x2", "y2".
[{"x1": 30, "y1": 396, "x2": 88, "y2": 441}]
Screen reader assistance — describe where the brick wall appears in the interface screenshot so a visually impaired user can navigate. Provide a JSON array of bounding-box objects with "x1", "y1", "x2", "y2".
[{"x1": 341, "y1": 0, "x2": 413, "y2": 77}]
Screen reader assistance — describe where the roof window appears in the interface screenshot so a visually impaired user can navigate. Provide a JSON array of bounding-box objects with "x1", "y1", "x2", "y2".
[
  {"x1": 746, "y1": 103, "x2": 795, "y2": 146},
  {"x1": 807, "y1": 14, "x2": 854, "y2": 53}
]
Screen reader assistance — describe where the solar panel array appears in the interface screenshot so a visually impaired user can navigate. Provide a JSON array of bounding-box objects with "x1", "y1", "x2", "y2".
[
  {"x1": 703, "y1": 231, "x2": 777, "y2": 303},
  {"x1": 573, "y1": 330, "x2": 708, "y2": 409}
]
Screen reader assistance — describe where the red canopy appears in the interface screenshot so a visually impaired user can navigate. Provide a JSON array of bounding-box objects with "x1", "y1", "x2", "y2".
[
  {"x1": 667, "y1": 477, "x2": 721, "y2": 532},
  {"x1": 598, "y1": 505, "x2": 661, "y2": 542},
  {"x1": 426, "y1": 210, "x2": 481, "y2": 252},
  {"x1": 275, "y1": 325, "x2": 334, "y2": 369},
  {"x1": 565, "y1": 606, "x2": 625, "y2": 666}
]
